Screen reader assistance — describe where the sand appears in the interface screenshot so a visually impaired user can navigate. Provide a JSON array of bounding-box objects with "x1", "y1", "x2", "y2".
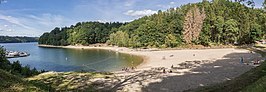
[{"x1": 38, "y1": 45, "x2": 264, "y2": 92}]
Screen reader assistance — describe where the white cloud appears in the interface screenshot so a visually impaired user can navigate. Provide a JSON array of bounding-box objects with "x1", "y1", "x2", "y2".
[
  {"x1": 157, "y1": 1, "x2": 178, "y2": 9},
  {"x1": 28, "y1": 14, "x2": 65, "y2": 27},
  {"x1": 124, "y1": 0, "x2": 135, "y2": 7},
  {"x1": 1, "y1": 0, "x2": 7, "y2": 4},
  {"x1": 170, "y1": 2, "x2": 175, "y2": 5},
  {"x1": 124, "y1": 9, "x2": 157, "y2": 17},
  {"x1": 0, "y1": 14, "x2": 35, "y2": 30},
  {"x1": 6, "y1": 29, "x2": 13, "y2": 32},
  {"x1": 0, "y1": 13, "x2": 73, "y2": 36}
]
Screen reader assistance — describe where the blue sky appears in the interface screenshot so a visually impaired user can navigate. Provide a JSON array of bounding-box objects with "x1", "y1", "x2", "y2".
[{"x1": 0, "y1": 0, "x2": 264, "y2": 37}]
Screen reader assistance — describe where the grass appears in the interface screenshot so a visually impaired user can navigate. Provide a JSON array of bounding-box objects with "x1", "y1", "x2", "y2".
[
  {"x1": 0, "y1": 69, "x2": 53, "y2": 92},
  {"x1": 26, "y1": 71, "x2": 113, "y2": 91},
  {"x1": 243, "y1": 75, "x2": 266, "y2": 92},
  {"x1": 185, "y1": 47, "x2": 266, "y2": 92},
  {"x1": 0, "y1": 69, "x2": 114, "y2": 92}
]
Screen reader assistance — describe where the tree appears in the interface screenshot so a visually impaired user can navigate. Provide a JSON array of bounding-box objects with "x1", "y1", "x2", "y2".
[
  {"x1": 250, "y1": 23, "x2": 262, "y2": 41},
  {"x1": 107, "y1": 31, "x2": 129, "y2": 47},
  {"x1": 39, "y1": 0, "x2": 266, "y2": 47},
  {"x1": 183, "y1": 5, "x2": 206, "y2": 43},
  {"x1": 224, "y1": 19, "x2": 239, "y2": 44},
  {"x1": 165, "y1": 34, "x2": 178, "y2": 48},
  {"x1": 39, "y1": 22, "x2": 124, "y2": 46},
  {"x1": 11, "y1": 61, "x2": 22, "y2": 74},
  {"x1": 0, "y1": 47, "x2": 10, "y2": 70},
  {"x1": 214, "y1": 16, "x2": 225, "y2": 44}
]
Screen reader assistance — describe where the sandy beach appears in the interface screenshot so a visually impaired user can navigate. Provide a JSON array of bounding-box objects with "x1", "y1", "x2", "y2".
[
  {"x1": 38, "y1": 44, "x2": 262, "y2": 69},
  {"x1": 38, "y1": 45, "x2": 264, "y2": 92}
]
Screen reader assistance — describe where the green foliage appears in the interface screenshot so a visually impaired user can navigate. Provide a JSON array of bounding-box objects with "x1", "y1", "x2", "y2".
[
  {"x1": 224, "y1": 19, "x2": 239, "y2": 44},
  {"x1": 0, "y1": 69, "x2": 54, "y2": 92},
  {"x1": 114, "y1": 8, "x2": 184, "y2": 48},
  {"x1": 108, "y1": 31, "x2": 130, "y2": 47},
  {"x1": 249, "y1": 23, "x2": 263, "y2": 42},
  {"x1": 0, "y1": 36, "x2": 38, "y2": 43},
  {"x1": 165, "y1": 34, "x2": 179, "y2": 48},
  {"x1": 39, "y1": 0, "x2": 266, "y2": 47},
  {"x1": 39, "y1": 22, "x2": 124, "y2": 46}
]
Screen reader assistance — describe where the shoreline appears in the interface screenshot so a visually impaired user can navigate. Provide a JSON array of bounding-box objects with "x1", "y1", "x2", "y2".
[
  {"x1": 38, "y1": 44, "x2": 150, "y2": 69},
  {"x1": 37, "y1": 44, "x2": 264, "y2": 91},
  {"x1": 38, "y1": 44, "x2": 262, "y2": 70}
]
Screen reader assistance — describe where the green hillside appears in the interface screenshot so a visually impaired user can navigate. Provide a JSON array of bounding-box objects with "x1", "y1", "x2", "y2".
[
  {"x1": 39, "y1": 0, "x2": 266, "y2": 48},
  {"x1": 38, "y1": 22, "x2": 124, "y2": 46},
  {"x1": 0, "y1": 69, "x2": 52, "y2": 92},
  {"x1": 0, "y1": 36, "x2": 38, "y2": 43}
]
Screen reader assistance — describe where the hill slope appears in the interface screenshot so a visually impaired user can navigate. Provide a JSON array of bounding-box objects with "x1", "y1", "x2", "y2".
[
  {"x1": 0, "y1": 69, "x2": 52, "y2": 92},
  {"x1": 39, "y1": 0, "x2": 266, "y2": 48}
]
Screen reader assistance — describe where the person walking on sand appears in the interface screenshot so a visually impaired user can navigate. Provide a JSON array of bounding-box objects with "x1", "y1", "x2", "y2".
[
  {"x1": 163, "y1": 69, "x2": 166, "y2": 73},
  {"x1": 240, "y1": 57, "x2": 244, "y2": 64}
]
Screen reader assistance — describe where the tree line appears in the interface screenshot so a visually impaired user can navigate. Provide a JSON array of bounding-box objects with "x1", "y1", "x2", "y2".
[
  {"x1": 38, "y1": 22, "x2": 124, "y2": 46},
  {"x1": 39, "y1": 0, "x2": 266, "y2": 48},
  {"x1": 0, "y1": 36, "x2": 38, "y2": 43}
]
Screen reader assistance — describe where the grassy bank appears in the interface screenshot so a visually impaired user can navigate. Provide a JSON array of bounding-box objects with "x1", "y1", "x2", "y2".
[
  {"x1": 27, "y1": 72, "x2": 114, "y2": 91},
  {"x1": 0, "y1": 69, "x2": 53, "y2": 92},
  {"x1": 0, "y1": 69, "x2": 114, "y2": 92}
]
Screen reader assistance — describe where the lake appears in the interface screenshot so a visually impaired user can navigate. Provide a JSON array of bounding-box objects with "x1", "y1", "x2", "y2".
[{"x1": 0, "y1": 43, "x2": 143, "y2": 72}]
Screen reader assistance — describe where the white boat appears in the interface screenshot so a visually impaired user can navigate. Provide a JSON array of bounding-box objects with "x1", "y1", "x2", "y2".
[{"x1": 5, "y1": 51, "x2": 30, "y2": 58}]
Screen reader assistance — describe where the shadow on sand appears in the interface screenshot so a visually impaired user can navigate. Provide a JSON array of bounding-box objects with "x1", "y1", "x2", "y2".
[
  {"x1": 104, "y1": 52, "x2": 262, "y2": 92},
  {"x1": 140, "y1": 52, "x2": 262, "y2": 92}
]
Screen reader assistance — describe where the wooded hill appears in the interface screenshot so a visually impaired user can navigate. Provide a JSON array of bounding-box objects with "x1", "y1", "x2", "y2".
[
  {"x1": 39, "y1": 0, "x2": 266, "y2": 48},
  {"x1": 38, "y1": 22, "x2": 124, "y2": 46},
  {"x1": 0, "y1": 36, "x2": 38, "y2": 43}
]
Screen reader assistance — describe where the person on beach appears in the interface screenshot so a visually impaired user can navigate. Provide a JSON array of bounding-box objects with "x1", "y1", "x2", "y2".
[
  {"x1": 162, "y1": 56, "x2": 166, "y2": 60},
  {"x1": 240, "y1": 57, "x2": 244, "y2": 64},
  {"x1": 131, "y1": 67, "x2": 134, "y2": 70},
  {"x1": 169, "y1": 70, "x2": 173, "y2": 73},
  {"x1": 254, "y1": 59, "x2": 259, "y2": 65},
  {"x1": 171, "y1": 65, "x2": 174, "y2": 68},
  {"x1": 163, "y1": 69, "x2": 166, "y2": 73}
]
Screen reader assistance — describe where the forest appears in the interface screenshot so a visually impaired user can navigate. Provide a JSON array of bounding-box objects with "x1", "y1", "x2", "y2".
[
  {"x1": 38, "y1": 22, "x2": 124, "y2": 46},
  {"x1": 39, "y1": 0, "x2": 266, "y2": 48},
  {"x1": 0, "y1": 36, "x2": 38, "y2": 43}
]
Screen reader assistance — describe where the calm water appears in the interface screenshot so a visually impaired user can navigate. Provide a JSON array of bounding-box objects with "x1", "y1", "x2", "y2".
[{"x1": 0, "y1": 43, "x2": 143, "y2": 72}]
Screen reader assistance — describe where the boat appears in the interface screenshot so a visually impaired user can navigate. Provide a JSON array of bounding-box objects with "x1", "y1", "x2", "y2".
[{"x1": 5, "y1": 51, "x2": 30, "y2": 58}]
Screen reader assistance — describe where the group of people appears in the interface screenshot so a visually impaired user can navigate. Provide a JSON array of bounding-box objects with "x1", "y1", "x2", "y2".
[
  {"x1": 162, "y1": 65, "x2": 175, "y2": 73},
  {"x1": 121, "y1": 67, "x2": 135, "y2": 72},
  {"x1": 240, "y1": 57, "x2": 261, "y2": 65}
]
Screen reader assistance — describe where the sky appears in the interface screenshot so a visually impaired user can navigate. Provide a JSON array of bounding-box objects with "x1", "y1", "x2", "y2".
[{"x1": 0, "y1": 0, "x2": 264, "y2": 37}]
